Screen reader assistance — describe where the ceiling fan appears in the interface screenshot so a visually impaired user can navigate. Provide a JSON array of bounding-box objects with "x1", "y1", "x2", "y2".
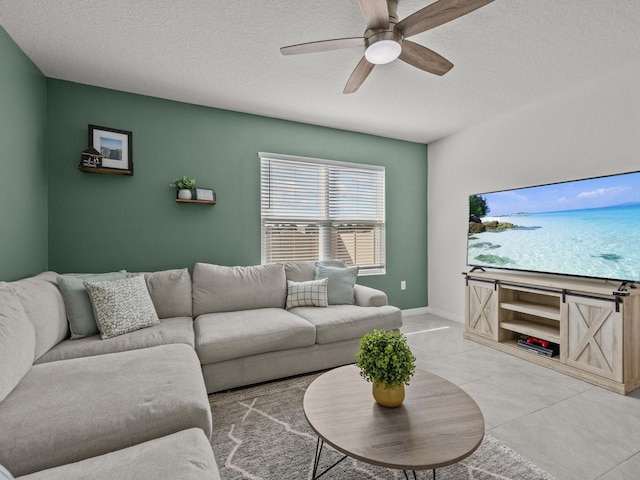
[{"x1": 280, "y1": 0, "x2": 494, "y2": 93}]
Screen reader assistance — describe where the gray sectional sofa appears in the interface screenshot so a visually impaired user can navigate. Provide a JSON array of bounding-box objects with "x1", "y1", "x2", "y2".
[
  {"x1": 0, "y1": 261, "x2": 401, "y2": 478},
  {"x1": 193, "y1": 261, "x2": 402, "y2": 392}
]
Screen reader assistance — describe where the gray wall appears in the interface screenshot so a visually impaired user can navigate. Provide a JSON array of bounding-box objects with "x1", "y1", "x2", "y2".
[{"x1": 428, "y1": 61, "x2": 640, "y2": 321}]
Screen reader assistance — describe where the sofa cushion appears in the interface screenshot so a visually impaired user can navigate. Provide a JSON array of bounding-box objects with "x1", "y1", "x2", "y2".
[
  {"x1": 0, "y1": 283, "x2": 36, "y2": 403},
  {"x1": 16, "y1": 428, "x2": 219, "y2": 480},
  {"x1": 85, "y1": 275, "x2": 160, "y2": 339},
  {"x1": 286, "y1": 278, "x2": 328, "y2": 309},
  {"x1": 283, "y1": 260, "x2": 346, "y2": 283},
  {"x1": 57, "y1": 271, "x2": 127, "y2": 339},
  {"x1": 314, "y1": 264, "x2": 359, "y2": 305},
  {"x1": 0, "y1": 344, "x2": 212, "y2": 477},
  {"x1": 129, "y1": 268, "x2": 193, "y2": 319},
  {"x1": 10, "y1": 272, "x2": 68, "y2": 360},
  {"x1": 192, "y1": 263, "x2": 287, "y2": 316},
  {"x1": 288, "y1": 305, "x2": 403, "y2": 344},
  {"x1": 34, "y1": 317, "x2": 195, "y2": 364},
  {"x1": 194, "y1": 308, "x2": 316, "y2": 364}
]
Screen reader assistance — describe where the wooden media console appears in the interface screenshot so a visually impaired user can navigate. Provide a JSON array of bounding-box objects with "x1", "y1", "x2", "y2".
[{"x1": 464, "y1": 270, "x2": 640, "y2": 394}]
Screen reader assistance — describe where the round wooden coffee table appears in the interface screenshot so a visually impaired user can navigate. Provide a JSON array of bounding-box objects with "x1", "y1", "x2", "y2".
[{"x1": 303, "y1": 365, "x2": 484, "y2": 479}]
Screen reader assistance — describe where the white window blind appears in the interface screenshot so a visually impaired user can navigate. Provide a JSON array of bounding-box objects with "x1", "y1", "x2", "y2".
[{"x1": 260, "y1": 152, "x2": 385, "y2": 274}]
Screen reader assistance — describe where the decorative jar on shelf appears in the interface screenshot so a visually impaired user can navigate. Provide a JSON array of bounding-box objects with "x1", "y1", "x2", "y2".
[
  {"x1": 178, "y1": 188, "x2": 193, "y2": 200},
  {"x1": 171, "y1": 176, "x2": 196, "y2": 200}
]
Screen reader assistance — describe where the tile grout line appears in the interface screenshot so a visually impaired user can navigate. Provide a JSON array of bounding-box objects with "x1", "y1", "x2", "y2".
[{"x1": 594, "y1": 451, "x2": 638, "y2": 479}]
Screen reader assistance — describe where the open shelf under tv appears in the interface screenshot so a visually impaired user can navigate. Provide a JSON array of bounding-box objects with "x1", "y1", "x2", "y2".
[
  {"x1": 464, "y1": 270, "x2": 640, "y2": 394},
  {"x1": 499, "y1": 319, "x2": 560, "y2": 344},
  {"x1": 500, "y1": 299, "x2": 561, "y2": 321}
]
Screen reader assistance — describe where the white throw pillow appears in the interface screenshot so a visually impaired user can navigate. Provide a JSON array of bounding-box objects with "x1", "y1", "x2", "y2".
[
  {"x1": 84, "y1": 275, "x2": 160, "y2": 340},
  {"x1": 286, "y1": 278, "x2": 328, "y2": 309}
]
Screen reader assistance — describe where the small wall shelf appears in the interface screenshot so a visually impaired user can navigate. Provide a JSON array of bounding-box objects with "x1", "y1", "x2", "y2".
[
  {"x1": 175, "y1": 199, "x2": 216, "y2": 205},
  {"x1": 78, "y1": 166, "x2": 133, "y2": 176}
]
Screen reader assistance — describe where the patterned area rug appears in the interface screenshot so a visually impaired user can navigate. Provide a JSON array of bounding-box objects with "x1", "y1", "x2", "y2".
[{"x1": 209, "y1": 373, "x2": 555, "y2": 480}]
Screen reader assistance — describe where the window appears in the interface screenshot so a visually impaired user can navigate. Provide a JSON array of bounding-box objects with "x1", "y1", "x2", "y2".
[{"x1": 260, "y1": 152, "x2": 385, "y2": 275}]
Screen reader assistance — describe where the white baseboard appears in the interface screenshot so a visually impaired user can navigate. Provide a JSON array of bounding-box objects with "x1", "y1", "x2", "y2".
[
  {"x1": 401, "y1": 307, "x2": 430, "y2": 316},
  {"x1": 427, "y1": 307, "x2": 464, "y2": 324},
  {"x1": 401, "y1": 306, "x2": 464, "y2": 324}
]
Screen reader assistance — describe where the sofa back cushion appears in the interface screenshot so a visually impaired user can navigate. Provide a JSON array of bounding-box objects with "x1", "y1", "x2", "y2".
[
  {"x1": 192, "y1": 263, "x2": 286, "y2": 316},
  {"x1": 0, "y1": 282, "x2": 36, "y2": 402},
  {"x1": 10, "y1": 272, "x2": 68, "y2": 360},
  {"x1": 283, "y1": 260, "x2": 346, "y2": 283},
  {"x1": 130, "y1": 269, "x2": 193, "y2": 318}
]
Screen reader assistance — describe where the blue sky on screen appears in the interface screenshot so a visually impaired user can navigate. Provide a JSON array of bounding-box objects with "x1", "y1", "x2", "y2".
[{"x1": 480, "y1": 172, "x2": 640, "y2": 216}]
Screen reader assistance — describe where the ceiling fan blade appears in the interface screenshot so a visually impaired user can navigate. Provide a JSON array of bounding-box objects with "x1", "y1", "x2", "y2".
[
  {"x1": 343, "y1": 57, "x2": 375, "y2": 94},
  {"x1": 399, "y1": 40, "x2": 454, "y2": 76},
  {"x1": 357, "y1": 0, "x2": 389, "y2": 29},
  {"x1": 280, "y1": 37, "x2": 365, "y2": 56},
  {"x1": 397, "y1": 0, "x2": 494, "y2": 38}
]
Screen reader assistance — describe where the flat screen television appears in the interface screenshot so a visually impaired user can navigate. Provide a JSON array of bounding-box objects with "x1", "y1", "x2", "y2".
[{"x1": 467, "y1": 170, "x2": 640, "y2": 283}]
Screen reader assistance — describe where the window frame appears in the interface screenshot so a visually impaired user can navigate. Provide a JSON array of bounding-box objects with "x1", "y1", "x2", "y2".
[{"x1": 259, "y1": 152, "x2": 386, "y2": 275}]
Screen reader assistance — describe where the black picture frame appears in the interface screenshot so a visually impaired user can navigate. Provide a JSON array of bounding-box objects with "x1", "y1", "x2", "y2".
[{"x1": 88, "y1": 125, "x2": 133, "y2": 174}]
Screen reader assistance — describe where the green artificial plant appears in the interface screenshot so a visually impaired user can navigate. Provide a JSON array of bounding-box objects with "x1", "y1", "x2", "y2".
[
  {"x1": 170, "y1": 176, "x2": 196, "y2": 190},
  {"x1": 355, "y1": 329, "x2": 416, "y2": 389}
]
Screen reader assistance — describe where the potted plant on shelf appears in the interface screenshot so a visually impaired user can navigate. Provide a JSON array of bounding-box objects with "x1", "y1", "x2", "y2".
[
  {"x1": 355, "y1": 329, "x2": 416, "y2": 408},
  {"x1": 171, "y1": 176, "x2": 196, "y2": 200}
]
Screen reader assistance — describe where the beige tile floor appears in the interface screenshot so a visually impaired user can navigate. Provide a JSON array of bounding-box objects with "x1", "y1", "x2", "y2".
[{"x1": 400, "y1": 313, "x2": 640, "y2": 480}]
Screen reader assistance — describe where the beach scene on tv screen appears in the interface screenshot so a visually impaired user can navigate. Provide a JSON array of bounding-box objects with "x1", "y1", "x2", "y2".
[{"x1": 468, "y1": 172, "x2": 640, "y2": 282}]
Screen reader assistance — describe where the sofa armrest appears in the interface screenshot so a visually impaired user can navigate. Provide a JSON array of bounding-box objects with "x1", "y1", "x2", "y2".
[{"x1": 353, "y1": 284, "x2": 388, "y2": 307}]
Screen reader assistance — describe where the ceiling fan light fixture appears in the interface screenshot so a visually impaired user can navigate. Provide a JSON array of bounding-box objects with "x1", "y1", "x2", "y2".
[
  {"x1": 365, "y1": 40, "x2": 402, "y2": 64},
  {"x1": 280, "y1": 0, "x2": 495, "y2": 92},
  {"x1": 364, "y1": 30, "x2": 403, "y2": 65}
]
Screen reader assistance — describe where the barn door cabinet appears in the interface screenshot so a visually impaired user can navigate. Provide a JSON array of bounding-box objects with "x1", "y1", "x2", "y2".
[
  {"x1": 465, "y1": 279, "x2": 499, "y2": 340},
  {"x1": 464, "y1": 271, "x2": 640, "y2": 394}
]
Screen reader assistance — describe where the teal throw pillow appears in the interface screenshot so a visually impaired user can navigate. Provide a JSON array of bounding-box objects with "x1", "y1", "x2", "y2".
[
  {"x1": 314, "y1": 263, "x2": 359, "y2": 305},
  {"x1": 57, "y1": 271, "x2": 127, "y2": 339}
]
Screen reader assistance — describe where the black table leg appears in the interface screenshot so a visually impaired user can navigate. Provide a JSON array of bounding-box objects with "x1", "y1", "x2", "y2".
[{"x1": 311, "y1": 437, "x2": 348, "y2": 479}]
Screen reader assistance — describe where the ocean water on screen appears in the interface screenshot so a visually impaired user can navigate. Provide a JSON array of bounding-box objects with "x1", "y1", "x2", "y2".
[{"x1": 468, "y1": 203, "x2": 640, "y2": 281}]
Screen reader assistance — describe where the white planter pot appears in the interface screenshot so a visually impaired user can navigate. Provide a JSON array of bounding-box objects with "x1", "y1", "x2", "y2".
[{"x1": 178, "y1": 189, "x2": 192, "y2": 200}]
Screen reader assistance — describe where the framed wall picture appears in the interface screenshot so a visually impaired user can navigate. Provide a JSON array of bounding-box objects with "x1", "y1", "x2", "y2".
[
  {"x1": 196, "y1": 188, "x2": 216, "y2": 202},
  {"x1": 88, "y1": 125, "x2": 133, "y2": 174}
]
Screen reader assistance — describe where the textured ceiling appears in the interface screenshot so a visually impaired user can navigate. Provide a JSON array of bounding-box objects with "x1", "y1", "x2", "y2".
[{"x1": 1, "y1": 1, "x2": 640, "y2": 144}]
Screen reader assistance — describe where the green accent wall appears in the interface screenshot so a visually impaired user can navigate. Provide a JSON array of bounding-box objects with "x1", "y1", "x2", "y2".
[
  {"x1": 0, "y1": 26, "x2": 48, "y2": 281},
  {"x1": 46, "y1": 80, "x2": 428, "y2": 309}
]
